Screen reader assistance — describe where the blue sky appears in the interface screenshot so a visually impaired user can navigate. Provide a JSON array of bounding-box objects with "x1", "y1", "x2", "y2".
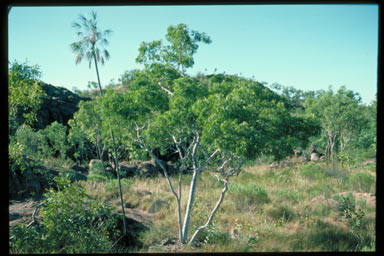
[{"x1": 8, "y1": 4, "x2": 378, "y2": 104}]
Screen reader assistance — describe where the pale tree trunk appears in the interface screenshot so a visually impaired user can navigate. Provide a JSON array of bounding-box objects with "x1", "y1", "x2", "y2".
[
  {"x1": 188, "y1": 159, "x2": 245, "y2": 245},
  {"x1": 325, "y1": 131, "x2": 337, "y2": 163},
  {"x1": 135, "y1": 126, "x2": 236, "y2": 245},
  {"x1": 93, "y1": 51, "x2": 127, "y2": 235}
]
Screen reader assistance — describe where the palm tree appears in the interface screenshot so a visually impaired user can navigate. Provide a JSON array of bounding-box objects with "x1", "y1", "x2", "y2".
[
  {"x1": 70, "y1": 10, "x2": 111, "y2": 96},
  {"x1": 70, "y1": 10, "x2": 127, "y2": 235}
]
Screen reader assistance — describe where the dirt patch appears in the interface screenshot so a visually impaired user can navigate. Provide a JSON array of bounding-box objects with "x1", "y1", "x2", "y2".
[
  {"x1": 9, "y1": 199, "x2": 44, "y2": 228},
  {"x1": 311, "y1": 192, "x2": 376, "y2": 208}
]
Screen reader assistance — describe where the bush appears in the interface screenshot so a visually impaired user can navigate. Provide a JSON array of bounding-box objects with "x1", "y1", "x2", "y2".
[
  {"x1": 333, "y1": 193, "x2": 365, "y2": 231},
  {"x1": 10, "y1": 175, "x2": 118, "y2": 253},
  {"x1": 14, "y1": 124, "x2": 46, "y2": 160},
  {"x1": 39, "y1": 121, "x2": 70, "y2": 159},
  {"x1": 265, "y1": 204, "x2": 296, "y2": 222},
  {"x1": 200, "y1": 221, "x2": 231, "y2": 245}
]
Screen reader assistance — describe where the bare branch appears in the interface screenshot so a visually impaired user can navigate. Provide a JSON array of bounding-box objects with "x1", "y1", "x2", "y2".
[
  {"x1": 188, "y1": 179, "x2": 228, "y2": 245},
  {"x1": 158, "y1": 82, "x2": 174, "y2": 96}
]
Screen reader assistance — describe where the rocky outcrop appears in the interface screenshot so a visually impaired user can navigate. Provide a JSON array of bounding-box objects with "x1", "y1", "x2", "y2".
[
  {"x1": 9, "y1": 159, "x2": 59, "y2": 200},
  {"x1": 111, "y1": 159, "x2": 181, "y2": 178},
  {"x1": 34, "y1": 83, "x2": 90, "y2": 129}
]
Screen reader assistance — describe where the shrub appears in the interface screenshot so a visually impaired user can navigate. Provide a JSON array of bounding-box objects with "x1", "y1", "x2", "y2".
[
  {"x1": 200, "y1": 221, "x2": 231, "y2": 245},
  {"x1": 39, "y1": 121, "x2": 70, "y2": 159},
  {"x1": 14, "y1": 124, "x2": 46, "y2": 160},
  {"x1": 333, "y1": 193, "x2": 365, "y2": 231},
  {"x1": 10, "y1": 175, "x2": 118, "y2": 253},
  {"x1": 265, "y1": 204, "x2": 296, "y2": 222}
]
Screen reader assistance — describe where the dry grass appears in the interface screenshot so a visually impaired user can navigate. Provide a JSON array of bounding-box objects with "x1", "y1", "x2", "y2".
[{"x1": 83, "y1": 158, "x2": 376, "y2": 252}]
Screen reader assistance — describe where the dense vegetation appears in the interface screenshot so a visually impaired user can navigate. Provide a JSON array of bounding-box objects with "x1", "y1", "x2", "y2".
[{"x1": 9, "y1": 11, "x2": 376, "y2": 253}]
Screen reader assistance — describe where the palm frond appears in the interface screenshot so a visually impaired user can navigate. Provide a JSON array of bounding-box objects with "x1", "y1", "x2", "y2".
[
  {"x1": 71, "y1": 10, "x2": 111, "y2": 68},
  {"x1": 104, "y1": 49, "x2": 110, "y2": 60}
]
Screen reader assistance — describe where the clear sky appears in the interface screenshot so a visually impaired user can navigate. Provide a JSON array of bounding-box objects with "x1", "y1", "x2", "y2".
[{"x1": 8, "y1": 4, "x2": 378, "y2": 104}]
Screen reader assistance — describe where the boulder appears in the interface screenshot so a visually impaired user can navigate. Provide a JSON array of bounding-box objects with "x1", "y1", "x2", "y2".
[
  {"x1": 293, "y1": 149, "x2": 302, "y2": 157},
  {"x1": 310, "y1": 152, "x2": 319, "y2": 162},
  {"x1": 138, "y1": 160, "x2": 158, "y2": 177},
  {"x1": 118, "y1": 162, "x2": 138, "y2": 178},
  {"x1": 33, "y1": 83, "x2": 90, "y2": 129},
  {"x1": 70, "y1": 164, "x2": 88, "y2": 173}
]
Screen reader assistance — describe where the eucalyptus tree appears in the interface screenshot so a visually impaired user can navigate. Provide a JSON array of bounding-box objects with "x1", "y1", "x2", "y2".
[
  {"x1": 304, "y1": 86, "x2": 366, "y2": 162},
  {"x1": 136, "y1": 23, "x2": 211, "y2": 89},
  {"x1": 70, "y1": 10, "x2": 127, "y2": 235},
  {"x1": 101, "y1": 74, "x2": 311, "y2": 245}
]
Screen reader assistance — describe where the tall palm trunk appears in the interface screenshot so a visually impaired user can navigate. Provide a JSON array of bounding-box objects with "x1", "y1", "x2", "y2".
[{"x1": 93, "y1": 50, "x2": 127, "y2": 235}]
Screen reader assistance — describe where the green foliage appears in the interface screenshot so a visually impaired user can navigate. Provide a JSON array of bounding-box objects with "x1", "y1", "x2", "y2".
[
  {"x1": 201, "y1": 221, "x2": 231, "y2": 245},
  {"x1": 136, "y1": 23, "x2": 211, "y2": 75},
  {"x1": 10, "y1": 176, "x2": 118, "y2": 253},
  {"x1": 304, "y1": 86, "x2": 368, "y2": 159},
  {"x1": 14, "y1": 124, "x2": 46, "y2": 160},
  {"x1": 40, "y1": 121, "x2": 70, "y2": 159},
  {"x1": 334, "y1": 193, "x2": 365, "y2": 231},
  {"x1": 68, "y1": 119, "x2": 88, "y2": 163},
  {"x1": 8, "y1": 60, "x2": 46, "y2": 134},
  {"x1": 70, "y1": 10, "x2": 112, "y2": 70},
  {"x1": 337, "y1": 151, "x2": 355, "y2": 169}
]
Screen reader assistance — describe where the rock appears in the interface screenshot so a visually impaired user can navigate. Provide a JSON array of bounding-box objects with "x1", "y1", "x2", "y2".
[
  {"x1": 149, "y1": 198, "x2": 169, "y2": 213},
  {"x1": 161, "y1": 237, "x2": 177, "y2": 246},
  {"x1": 71, "y1": 164, "x2": 88, "y2": 173},
  {"x1": 269, "y1": 162, "x2": 279, "y2": 168},
  {"x1": 66, "y1": 170, "x2": 87, "y2": 182},
  {"x1": 33, "y1": 83, "x2": 91, "y2": 129},
  {"x1": 293, "y1": 149, "x2": 302, "y2": 157},
  {"x1": 113, "y1": 213, "x2": 149, "y2": 248},
  {"x1": 137, "y1": 160, "x2": 158, "y2": 177},
  {"x1": 310, "y1": 152, "x2": 319, "y2": 162},
  {"x1": 105, "y1": 166, "x2": 115, "y2": 176},
  {"x1": 89, "y1": 159, "x2": 103, "y2": 170},
  {"x1": 118, "y1": 162, "x2": 138, "y2": 178}
]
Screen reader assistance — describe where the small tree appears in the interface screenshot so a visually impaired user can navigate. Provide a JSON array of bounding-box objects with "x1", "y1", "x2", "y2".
[
  {"x1": 305, "y1": 86, "x2": 366, "y2": 161},
  {"x1": 103, "y1": 75, "x2": 308, "y2": 244},
  {"x1": 8, "y1": 60, "x2": 46, "y2": 135}
]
